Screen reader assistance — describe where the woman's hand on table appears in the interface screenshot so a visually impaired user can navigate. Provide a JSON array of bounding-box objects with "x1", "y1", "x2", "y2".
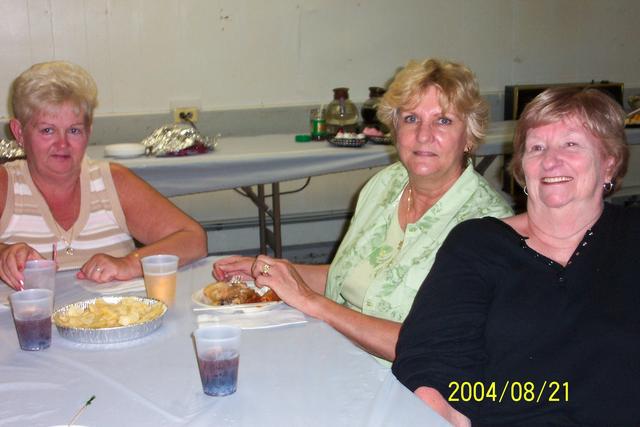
[
  {"x1": 0, "y1": 243, "x2": 45, "y2": 290},
  {"x1": 212, "y1": 255, "x2": 257, "y2": 282},
  {"x1": 77, "y1": 253, "x2": 142, "y2": 283},
  {"x1": 251, "y1": 255, "x2": 320, "y2": 313},
  {"x1": 414, "y1": 387, "x2": 470, "y2": 427},
  {"x1": 252, "y1": 255, "x2": 401, "y2": 361}
]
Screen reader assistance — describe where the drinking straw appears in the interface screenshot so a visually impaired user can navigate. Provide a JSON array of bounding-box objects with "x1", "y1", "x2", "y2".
[{"x1": 68, "y1": 395, "x2": 95, "y2": 426}]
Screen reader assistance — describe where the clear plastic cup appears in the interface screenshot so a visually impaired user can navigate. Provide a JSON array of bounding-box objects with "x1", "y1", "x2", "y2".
[
  {"x1": 193, "y1": 325, "x2": 241, "y2": 396},
  {"x1": 9, "y1": 289, "x2": 53, "y2": 351},
  {"x1": 141, "y1": 255, "x2": 179, "y2": 307},
  {"x1": 23, "y1": 259, "x2": 57, "y2": 293}
]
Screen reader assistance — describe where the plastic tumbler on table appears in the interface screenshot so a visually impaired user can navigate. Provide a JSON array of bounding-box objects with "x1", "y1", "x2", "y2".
[
  {"x1": 9, "y1": 289, "x2": 53, "y2": 351},
  {"x1": 23, "y1": 259, "x2": 57, "y2": 293},
  {"x1": 141, "y1": 255, "x2": 179, "y2": 307},
  {"x1": 193, "y1": 325, "x2": 241, "y2": 396}
]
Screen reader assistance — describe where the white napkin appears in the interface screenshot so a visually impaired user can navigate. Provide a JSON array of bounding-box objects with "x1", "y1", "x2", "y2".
[
  {"x1": 197, "y1": 307, "x2": 307, "y2": 330},
  {"x1": 78, "y1": 278, "x2": 146, "y2": 295}
]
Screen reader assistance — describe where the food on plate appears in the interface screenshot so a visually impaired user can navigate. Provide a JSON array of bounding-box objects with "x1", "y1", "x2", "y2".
[
  {"x1": 203, "y1": 281, "x2": 280, "y2": 306},
  {"x1": 333, "y1": 131, "x2": 366, "y2": 140},
  {"x1": 625, "y1": 112, "x2": 640, "y2": 126},
  {"x1": 54, "y1": 297, "x2": 164, "y2": 329},
  {"x1": 203, "y1": 281, "x2": 260, "y2": 305},
  {"x1": 362, "y1": 126, "x2": 385, "y2": 137},
  {"x1": 362, "y1": 126, "x2": 393, "y2": 145},
  {"x1": 260, "y1": 289, "x2": 280, "y2": 302}
]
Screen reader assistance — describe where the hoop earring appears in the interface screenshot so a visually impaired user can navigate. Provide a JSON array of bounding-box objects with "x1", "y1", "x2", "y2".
[
  {"x1": 603, "y1": 181, "x2": 614, "y2": 192},
  {"x1": 523, "y1": 186, "x2": 528, "y2": 196}
]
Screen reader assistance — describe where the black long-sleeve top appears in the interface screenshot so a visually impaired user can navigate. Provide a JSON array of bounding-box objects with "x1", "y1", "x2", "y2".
[{"x1": 392, "y1": 203, "x2": 640, "y2": 426}]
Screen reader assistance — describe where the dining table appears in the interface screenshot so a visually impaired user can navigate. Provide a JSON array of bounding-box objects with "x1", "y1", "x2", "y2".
[
  {"x1": 0, "y1": 256, "x2": 449, "y2": 427},
  {"x1": 86, "y1": 122, "x2": 640, "y2": 196},
  {"x1": 86, "y1": 123, "x2": 640, "y2": 256}
]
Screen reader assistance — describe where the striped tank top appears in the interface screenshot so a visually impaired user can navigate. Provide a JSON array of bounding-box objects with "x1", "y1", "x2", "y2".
[{"x1": 0, "y1": 157, "x2": 135, "y2": 270}]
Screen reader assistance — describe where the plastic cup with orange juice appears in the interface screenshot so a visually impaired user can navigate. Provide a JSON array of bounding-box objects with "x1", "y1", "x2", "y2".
[{"x1": 141, "y1": 255, "x2": 179, "y2": 306}]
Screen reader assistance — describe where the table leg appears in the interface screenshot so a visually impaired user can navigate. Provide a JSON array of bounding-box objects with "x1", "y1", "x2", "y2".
[
  {"x1": 258, "y1": 185, "x2": 267, "y2": 254},
  {"x1": 240, "y1": 184, "x2": 283, "y2": 258},
  {"x1": 271, "y1": 183, "x2": 282, "y2": 257}
]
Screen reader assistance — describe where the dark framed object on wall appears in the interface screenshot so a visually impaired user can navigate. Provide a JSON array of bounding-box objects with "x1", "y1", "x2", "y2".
[{"x1": 504, "y1": 81, "x2": 624, "y2": 120}]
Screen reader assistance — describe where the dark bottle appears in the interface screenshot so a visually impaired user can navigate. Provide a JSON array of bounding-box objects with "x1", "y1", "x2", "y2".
[
  {"x1": 361, "y1": 86, "x2": 386, "y2": 126},
  {"x1": 325, "y1": 88, "x2": 359, "y2": 137}
]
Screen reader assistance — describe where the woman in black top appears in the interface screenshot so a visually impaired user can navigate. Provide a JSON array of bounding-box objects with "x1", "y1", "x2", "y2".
[{"x1": 392, "y1": 87, "x2": 639, "y2": 426}]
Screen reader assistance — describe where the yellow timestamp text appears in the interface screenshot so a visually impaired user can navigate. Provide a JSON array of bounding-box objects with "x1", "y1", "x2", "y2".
[{"x1": 448, "y1": 381, "x2": 569, "y2": 403}]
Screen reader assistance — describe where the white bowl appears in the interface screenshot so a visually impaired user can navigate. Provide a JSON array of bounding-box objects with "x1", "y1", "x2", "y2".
[{"x1": 104, "y1": 143, "x2": 146, "y2": 158}]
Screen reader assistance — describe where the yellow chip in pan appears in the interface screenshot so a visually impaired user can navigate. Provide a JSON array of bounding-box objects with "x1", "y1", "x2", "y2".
[{"x1": 55, "y1": 297, "x2": 164, "y2": 329}]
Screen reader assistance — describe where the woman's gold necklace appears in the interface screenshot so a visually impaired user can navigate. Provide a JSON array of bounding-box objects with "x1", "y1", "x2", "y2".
[
  {"x1": 53, "y1": 221, "x2": 75, "y2": 255},
  {"x1": 397, "y1": 184, "x2": 413, "y2": 250},
  {"x1": 37, "y1": 179, "x2": 80, "y2": 256}
]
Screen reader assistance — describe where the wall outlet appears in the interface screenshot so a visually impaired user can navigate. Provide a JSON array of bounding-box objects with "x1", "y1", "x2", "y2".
[{"x1": 173, "y1": 107, "x2": 199, "y2": 123}]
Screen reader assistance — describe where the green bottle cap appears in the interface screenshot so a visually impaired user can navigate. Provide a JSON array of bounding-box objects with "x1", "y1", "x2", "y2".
[{"x1": 295, "y1": 134, "x2": 312, "y2": 142}]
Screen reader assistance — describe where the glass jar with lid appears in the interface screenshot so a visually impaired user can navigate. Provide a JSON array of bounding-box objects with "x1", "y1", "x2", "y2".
[
  {"x1": 361, "y1": 86, "x2": 389, "y2": 135},
  {"x1": 325, "y1": 87, "x2": 359, "y2": 138},
  {"x1": 361, "y1": 87, "x2": 385, "y2": 125}
]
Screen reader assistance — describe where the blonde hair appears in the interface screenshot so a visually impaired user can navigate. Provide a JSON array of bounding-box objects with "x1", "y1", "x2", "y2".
[
  {"x1": 377, "y1": 58, "x2": 488, "y2": 154},
  {"x1": 10, "y1": 61, "x2": 98, "y2": 125},
  {"x1": 509, "y1": 87, "x2": 629, "y2": 192}
]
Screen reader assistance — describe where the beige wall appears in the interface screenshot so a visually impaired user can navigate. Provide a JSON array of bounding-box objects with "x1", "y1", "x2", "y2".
[
  {"x1": 1, "y1": 0, "x2": 638, "y2": 253},
  {"x1": 1, "y1": 0, "x2": 638, "y2": 118}
]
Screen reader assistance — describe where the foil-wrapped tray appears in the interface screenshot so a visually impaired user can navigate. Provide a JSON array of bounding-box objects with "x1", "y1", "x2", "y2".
[
  {"x1": 0, "y1": 139, "x2": 25, "y2": 161},
  {"x1": 140, "y1": 124, "x2": 217, "y2": 156},
  {"x1": 53, "y1": 296, "x2": 167, "y2": 344}
]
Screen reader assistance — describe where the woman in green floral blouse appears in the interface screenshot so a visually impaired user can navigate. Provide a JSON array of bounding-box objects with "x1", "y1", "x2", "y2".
[{"x1": 213, "y1": 58, "x2": 512, "y2": 362}]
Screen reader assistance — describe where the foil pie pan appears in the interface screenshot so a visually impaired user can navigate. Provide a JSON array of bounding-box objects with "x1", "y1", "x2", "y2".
[{"x1": 53, "y1": 296, "x2": 167, "y2": 344}]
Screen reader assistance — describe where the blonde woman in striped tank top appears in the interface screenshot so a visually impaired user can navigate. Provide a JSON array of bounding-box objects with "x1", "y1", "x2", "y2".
[{"x1": 0, "y1": 61, "x2": 207, "y2": 290}]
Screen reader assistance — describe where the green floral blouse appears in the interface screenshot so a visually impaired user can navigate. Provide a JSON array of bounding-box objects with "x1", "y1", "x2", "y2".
[{"x1": 325, "y1": 161, "x2": 513, "y2": 323}]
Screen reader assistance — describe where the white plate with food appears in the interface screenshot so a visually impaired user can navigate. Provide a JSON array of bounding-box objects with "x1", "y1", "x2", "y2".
[{"x1": 192, "y1": 280, "x2": 282, "y2": 313}]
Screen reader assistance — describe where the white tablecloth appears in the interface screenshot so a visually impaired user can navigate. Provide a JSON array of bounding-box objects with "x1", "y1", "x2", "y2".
[
  {"x1": 87, "y1": 123, "x2": 640, "y2": 198},
  {"x1": 87, "y1": 135, "x2": 399, "y2": 197},
  {"x1": 0, "y1": 257, "x2": 448, "y2": 427}
]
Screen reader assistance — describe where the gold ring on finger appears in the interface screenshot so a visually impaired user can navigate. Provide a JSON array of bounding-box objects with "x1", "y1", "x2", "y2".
[{"x1": 261, "y1": 263, "x2": 271, "y2": 275}]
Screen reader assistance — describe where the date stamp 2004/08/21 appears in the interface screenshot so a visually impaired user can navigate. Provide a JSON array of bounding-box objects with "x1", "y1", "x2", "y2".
[{"x1": 448, "y1": 381, "x2": 569, "y2": 404}]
